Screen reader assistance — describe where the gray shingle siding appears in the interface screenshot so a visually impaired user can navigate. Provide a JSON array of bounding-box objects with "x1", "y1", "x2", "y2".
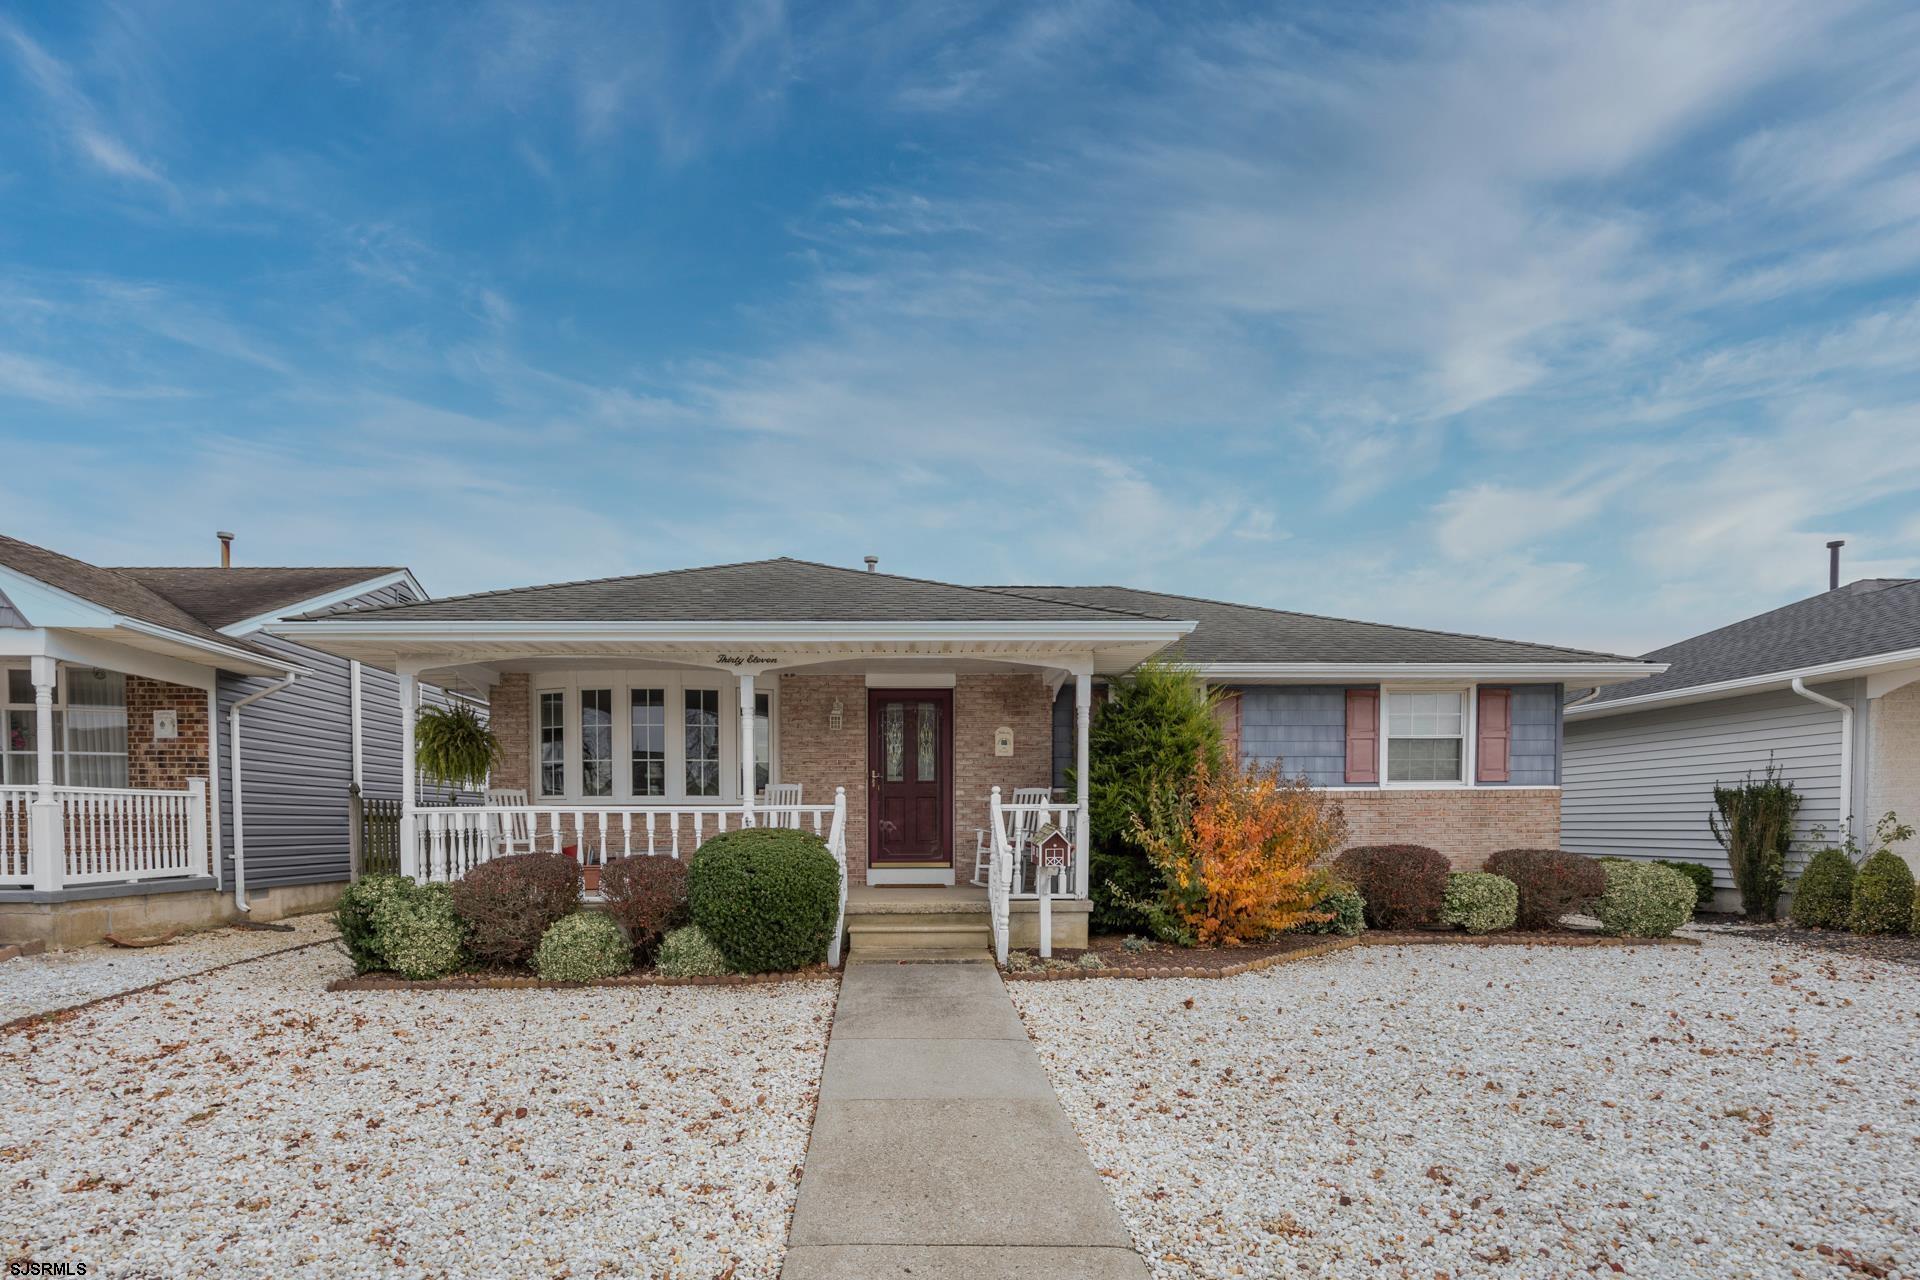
[
  {"x1": 1561, "y1": 684, "x2": 1852, "y2": 888},
  {"x1": 1238, "y1": 686, "x2": 1352, "y2": 786}
]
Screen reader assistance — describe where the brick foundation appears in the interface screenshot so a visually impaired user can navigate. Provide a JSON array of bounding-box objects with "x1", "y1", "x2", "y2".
[{"x1": 1335, "y1": 787, "x2": 1560, "y2": 870}]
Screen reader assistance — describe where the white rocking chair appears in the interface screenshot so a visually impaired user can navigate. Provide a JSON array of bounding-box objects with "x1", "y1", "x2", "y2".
[
  {"x1": 761, "y1": 782, "x2": 804, "y2": 829},
  {"x1": 971, "y1": 786, "x2": 1054, "y2": 887},
  {"x1": 486, "y1": 787, "x2": 534, "y2": 856}
]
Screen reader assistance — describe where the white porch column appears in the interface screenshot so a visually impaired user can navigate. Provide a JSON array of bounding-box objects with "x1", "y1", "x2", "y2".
[
  {"x1": 737, "y1": 671, "x2": 756, "y2": 825},
  {"x1": 397, "y1": 666, "x2": 419, "y2": 879},
  {"x1": 1074, "y1": 666, "x2": 1092, "y2": 900},
  {"x1": 27, "y1": 655, "x2": 61, "y2": 892}
]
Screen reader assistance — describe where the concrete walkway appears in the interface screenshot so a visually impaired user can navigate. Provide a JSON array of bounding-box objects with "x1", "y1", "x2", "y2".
[{"x1": 782, "y1": 962, "x2": 1149, "y2": 1280}]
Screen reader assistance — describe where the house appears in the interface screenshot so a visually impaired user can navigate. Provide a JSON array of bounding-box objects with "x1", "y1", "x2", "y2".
[
  {"x1": 0, "y1": 532, "x2": 441, "y2": 947},
  {"x1": 1563, "y1": 568, "x2": 1920, "y2": 910},
  {"x1": 272, "y1": 557, "x2": 1657, "y2": 956}
]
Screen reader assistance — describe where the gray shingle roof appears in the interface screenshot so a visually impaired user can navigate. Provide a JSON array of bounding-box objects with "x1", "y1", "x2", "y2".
[
  {"x1": 988, "y1": 585, "x2": 1638, "y2": 665},
  {"x1": 113, "y1": 566, "x2": 404, "y2": 629},
  {"x1": 0, "y1": 534, "x2": 284, "y2": 661},
  {"x1": 305, "y1": 559, "x2": 1166, "y2": 625},
  {"x1": 1586, "y1": 578, "x2": 1920, "y2": 705}
]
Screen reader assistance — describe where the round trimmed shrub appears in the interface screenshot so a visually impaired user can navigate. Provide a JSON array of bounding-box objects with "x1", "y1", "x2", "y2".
[
  {"x1": 1331, "y1": 845, "x2": 1449, "y2": 929},
  {"x1": 1443, "y1": 872, "x2": 1518, "y2": 935},
  {"x1": 1789, "y1": 848, "x2": 1855, "y2": 930},
  {"x1": 534, "y1": 911, "x2": 633, "y2": 982},
  {"x1": 687, "y1": 828, "x2": 840, "y2": 973},
  {"x1": 1654, "y1": 860, "x2": 1715, "y2": 912},
  {"x1": 336, "y1": 873, "x2": 414, "y2": 973},
  {"x1": 1848, "y1": 851, "x2": 1915, "y2": 935},
  {"x1": 655, "y1": 925, "x2": 733, "y2": 978},
  {"x1": 449, "y1": 853, "x2": 581, "y2": 968},
  {"x1": 372, "y1": 882, "x2": 466, "y2": 979},
  {"x1": 1593, "y1": 862, "x2": 1695, "y2": 938},
  {"x1": 599, "y1": 855, "x2": 690, "y2": 957},
  {"x1": 1484, "y1": 849, "x2": 1607, "y2": 930},
  {"x1": 1295, "y1": 885, "x2": 1366, "y2": 937}
]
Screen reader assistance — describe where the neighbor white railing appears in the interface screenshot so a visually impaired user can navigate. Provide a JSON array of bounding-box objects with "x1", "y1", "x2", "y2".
[
  {"x1": 405, "y1": 789, "x2": 855, "y2": 967},
  {"x1": 0, "y1": 786, "x2": 31, "y2": 887},
  {"x1": 0, "y1": 780, "x2": 211, "y2": 890},
  {"x1": 988, "y1": 790, "x2": 1084, "y2": 965}
]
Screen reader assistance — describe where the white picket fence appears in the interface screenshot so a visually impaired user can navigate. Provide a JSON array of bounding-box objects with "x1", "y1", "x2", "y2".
[{"x1": 0, "y1": 780, "x2": 211, "y2": 890}]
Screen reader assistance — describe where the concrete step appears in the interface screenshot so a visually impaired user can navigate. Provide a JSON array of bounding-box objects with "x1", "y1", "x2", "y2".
[{"x1": 845, "y1": 915, "x2": 994, "y2": 960}]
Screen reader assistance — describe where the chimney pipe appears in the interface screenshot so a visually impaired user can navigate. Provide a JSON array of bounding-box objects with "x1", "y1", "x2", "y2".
[
  {"x1": 863, "y1": 555, "x2": 878, "y2": 573},
  {"x1": 217, "y1": 531, "x2": 235, "y2": 569},
  {"x1": 1827, "y1": 539, "x2": 1844, "y2": 591}
]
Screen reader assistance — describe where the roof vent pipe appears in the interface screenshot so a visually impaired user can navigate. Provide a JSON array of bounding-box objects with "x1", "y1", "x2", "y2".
[
  {"x1": 218, "y1": 531, "x2": 235, "y2": 569},
  {"x1": 1827, "y1": 540, "x2": 1845, "y2": 591},
  {"x1": 863, "y1": 556, "x2": 878, "y2": 573}
]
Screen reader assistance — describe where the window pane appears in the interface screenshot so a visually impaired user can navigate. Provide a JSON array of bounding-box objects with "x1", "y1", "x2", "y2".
[
  {"x1": 6, "y1": 670, "x2": 32, "y2": 703},
  {"x1": 915, "y1": 701, "x2": 938, "y2": 782},
  {"x1": 64, "y1": 670, "x2": 127, "y2": 764},
  {"x1": 1387, "y1": 737, "x2": 1463, "y2": 782},
  {"x1": 581, "y1": 689, "x2": 612, "y2": 797},
  {"x1": 754, "y1": 692, "x2": 771, "y2": 792},
  {"x1": 538, "y1": 692, "x2": 565, "y2": 797},
  {"x1": 4, "y1": 710, "x2": 35, "y2": 785},
  {"x1": 685, "y1": 688, "x2": 719, "y2": 797},
  {"x1": 630, "y1": 688, "x2": 665, "y2": 796},
  {"x1": 883, "y1": 704, "x2": 905, "y2": 783}
]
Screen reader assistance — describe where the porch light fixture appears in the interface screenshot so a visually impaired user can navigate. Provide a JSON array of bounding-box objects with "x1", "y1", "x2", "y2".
[{"x1": 829, "y1": 699, "x2": 843, "y2": 732}]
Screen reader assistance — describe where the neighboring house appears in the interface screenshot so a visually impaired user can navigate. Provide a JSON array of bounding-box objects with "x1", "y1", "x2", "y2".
[
  {"x1": 0, "y1": 533, "x2": 437, "y2": 947},
  {"x1": 273, "y1": 557, "x2": 1655, "y2": 954},
  {"x1": 1563, "y1": 576, "x2": 1920, "y2": 908}
]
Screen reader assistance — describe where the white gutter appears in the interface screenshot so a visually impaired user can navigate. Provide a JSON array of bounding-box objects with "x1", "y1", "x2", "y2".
[
  {"x1": 1565, "y1": 687, "x2": 1603, "y2": 709},
  {"x1": 219, "y1": 569, "x2": 427, "y2": 637},
  {"x1": 1790, "y1": 677, "x2": 1854, "y2": 844},
  {"x1": 1568, "y1": 646, "x2": 1920, "y2": 719},
  {"x1": 229, "y1": 673, "x2": 298, "y2": 912},
  {"x1": 1194, "y1": 661, "x2": 1663, "y2": 684},
  {"x1": 116, "y1": 617, "x2": 305, "y2": 677},
  {"x1": 269, "y1": 618, "x2": 1196, "y2": 643}
]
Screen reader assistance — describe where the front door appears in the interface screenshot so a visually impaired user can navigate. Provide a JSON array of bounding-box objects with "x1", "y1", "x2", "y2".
[{"x1": 867, "y1": 689, "x2": 952, "y2": 867}]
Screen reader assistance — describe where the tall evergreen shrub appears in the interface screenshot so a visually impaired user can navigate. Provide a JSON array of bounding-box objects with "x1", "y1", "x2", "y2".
[
  {"x1": 1082, "y1": 661, "x2": 1223, "y2": 932},
  {"x1": 1709, "y1": 765, "x2": 1801, "y2": 920}
]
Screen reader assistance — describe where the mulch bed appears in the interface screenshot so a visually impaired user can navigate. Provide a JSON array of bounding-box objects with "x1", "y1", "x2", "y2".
[
  {"x1": 1002, "y1": 926, "x2": 1698, "y2": 981},
  {"x1": 1702, "y1": 920, "x2": 1920, "y2": 969},
  {"x1": 327, "y1": 965, "x2": 838, "y2": 992}
]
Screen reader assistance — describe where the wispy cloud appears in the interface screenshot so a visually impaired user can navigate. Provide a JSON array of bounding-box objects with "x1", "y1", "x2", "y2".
[{"x1": 0, "y1": 15, "x2": 169, "y2": 189}]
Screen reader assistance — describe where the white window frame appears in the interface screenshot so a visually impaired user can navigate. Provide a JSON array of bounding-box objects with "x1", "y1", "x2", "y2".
[
  {"x1": 1378, "y1": 684, "x2": 1477, "y2": 789},
  {"x1": 2, "y1": 663, "x2": 131, "y2": 788},
  {"x1": 526, "y1": 670, "x2": 778, "y2": 804}
]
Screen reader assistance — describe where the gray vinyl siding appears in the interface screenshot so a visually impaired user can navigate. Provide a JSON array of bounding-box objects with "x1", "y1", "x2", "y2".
[
  {"x1": 1561, "y1": 684, "x2": 1853, "y2": 889},
  {"x1": 1237, "y1": 687, "x2": 1352, "y2": 786},
  {"x1": 1502, "y1": 684, "x2": 1562, "y2": 786},
  {"x1": 1051, "y1": 686, "x2": 1073, "y2": 792},
  {"x1": 216, "y1": 580, "x2": 464, "y2": 890}
]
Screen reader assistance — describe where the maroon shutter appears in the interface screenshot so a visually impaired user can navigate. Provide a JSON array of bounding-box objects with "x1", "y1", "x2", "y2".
[
  {"x1": 1344, "y1": 689, "x2": 1378, "y2": 784},
  {"x1": 1476, "y1": 687, "x2": 1511, "y2": 783}
]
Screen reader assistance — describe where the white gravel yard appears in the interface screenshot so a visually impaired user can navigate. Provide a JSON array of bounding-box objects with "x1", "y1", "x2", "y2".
[
  {"x1": 1011, "y1": 937, "x2": 1920, "y2": 1280},
  {"x1": 0, "y1": 913, "x2": 339, "y2": 1023},
  {"x1": 0, "y1": 941, "x2": 836, "y2": 1279}
]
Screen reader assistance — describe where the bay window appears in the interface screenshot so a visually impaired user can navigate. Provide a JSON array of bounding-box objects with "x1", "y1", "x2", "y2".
[
  {"x1": 2, "y1": 666, "x2": 129, "y2": 788},
  {"x1": 537, "y1": 692, "x2": 565, "y2": 797},
  {"x1": 1385, "y1": 690, "x2": 1465, "y2": 783},
  {"x1": 684, "y1": 688, "x2": 720, "y2": 797},
  {"x1": 530, "y1": 674, "x2": 772, "y2": 803},
  {"x1": 630, "y1": 689, "x2": 665, "y2": 796},
  {"x1": 580, "y1": 689, "x2": 613, "y2": 797}
]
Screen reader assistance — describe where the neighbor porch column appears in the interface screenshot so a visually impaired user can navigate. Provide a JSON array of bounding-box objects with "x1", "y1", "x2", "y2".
[
  {"x1": 397, "y1": 665, "x2": 419, "y2": 879},
  {"x1": 737, "y1": 671, "x2": 756, "y2": 825},
  {"x1": 1074, "y1": 665, "x2": 1092, "y2": 900},
  {"x1": 27, "y1": 655, "x2": 61, "y2": 891}
]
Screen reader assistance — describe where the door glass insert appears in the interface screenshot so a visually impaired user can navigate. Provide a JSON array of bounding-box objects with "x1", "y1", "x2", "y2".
[
  {"x1": 882, "y1": 703, "x2": 905, "y2": 782},
  {"x1": 915, "y1": 702, "x2": 938, "y2": 782}
]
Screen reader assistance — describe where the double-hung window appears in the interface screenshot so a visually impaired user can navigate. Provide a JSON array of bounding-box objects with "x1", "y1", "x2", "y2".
[
  {"x1": 2, "y1": 667, "x2": 129, "y2": 788},
  {"x1": 1385, "y1": 690, "x2": 1465, "y2": 783},
  {"x1": 537, "y1": 692, "x2": 566, "y2": 798},
  {"x1": 580, "y1": 689, "x2": 614, "y2": 797},
  {"x1": 630, "y1": 689, "x2": 665, "y2": 796},
  {"x1": 684, "y1": 689, "x2": 721, "y2": 797}
]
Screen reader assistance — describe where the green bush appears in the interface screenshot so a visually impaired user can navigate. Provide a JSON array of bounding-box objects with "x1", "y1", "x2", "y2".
[
  {"x1": 1294, "y1": 885, "x2": 1366, "y2": 937},
  {"x1": 655, "y1": 925, "x2": 734, "y2": 978},
  {"x1": 1443, "y1": 872, "x2": 1518, "y2": 934},
  {"x1": 372, "y1": 882, "x2": 466, "y2": 979},
  {"x1": 1789, "y1": 848, "x2": 1856, "y2": 929},
  {"x1": 1654, "y1": 860, "x2": 1715, "y2": 912},
  {"x1": 534, "y1": 911, "x2": 633, "y2": 982},
  {"x1": 1593, "y1": 862, "x2": 1695, "y2": 938},
  {"x1": 687, "y1": 828, "x2": 841, "y2": 973},
  {"x1": 1911, "y1": 881, "x2": 1920, "y2": 934},
  {"x1": 335, "y1": 874, "x2": 414, "y2": 973},
  {"x1": 1848, "y1": 852, "x2": 1915, "y2": 935},
  {"x1": 1710, "y1": 766, "x2": 1801, "y2": 920}
]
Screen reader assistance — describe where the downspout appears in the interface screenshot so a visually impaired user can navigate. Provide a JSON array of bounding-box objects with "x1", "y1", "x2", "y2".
[
  {"x1": 1790, "y1": 677, "x2": 1854, "y2": 845},
  {"x1": 230, "y1": 673, "x2": 298, "y2": 912},
  {"x1": 1565, "y1": 687, "x2": 1603, "y2": 709}
]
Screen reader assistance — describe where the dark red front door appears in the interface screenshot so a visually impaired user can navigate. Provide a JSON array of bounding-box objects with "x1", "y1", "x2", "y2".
[{"x1": 867, "y1": 690, "x2": 952, "y2": 866}]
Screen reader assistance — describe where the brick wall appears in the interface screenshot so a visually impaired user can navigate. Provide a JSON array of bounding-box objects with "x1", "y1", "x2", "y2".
[
  {"x1": 777, "y1": 674, "x2": 869, "y2": 876},
  {"x1": 125, "y1": 676, "x2": 211, "y2": 790},
  {"x1": 1336, "y1": 787, "x2": 1560, "y2": 871},
  {"x1": 489, "y1": 673, "x2": 531, "y2": 795},
  {"x1": 1868, "y1": 679, "x2": 1920, "y2": 872}
]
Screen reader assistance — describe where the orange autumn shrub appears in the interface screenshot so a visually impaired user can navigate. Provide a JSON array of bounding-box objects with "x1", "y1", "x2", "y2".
[{"x1": 1129, "y1": 759, "x2": 1348, "y2": 946}]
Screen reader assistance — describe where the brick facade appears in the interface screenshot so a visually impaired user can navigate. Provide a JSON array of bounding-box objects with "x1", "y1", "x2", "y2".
[
  {"x1": 488, "y1": 673, "x2": 531, "y2": 796},
  {"x1": 124, "y1": 676, "x2": 211, "y2": 791},
  {"x1": 1335, "y1": 786, "x2": 1560, "y2": 871},
  {"x1": 1867, "y1": 679, "x2": 1920, "y2": 872}
]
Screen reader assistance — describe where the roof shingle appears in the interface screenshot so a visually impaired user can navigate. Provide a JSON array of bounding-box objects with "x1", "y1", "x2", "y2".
[{"x1": 114, "y1": 566, "x2": 404, "y2": 629}]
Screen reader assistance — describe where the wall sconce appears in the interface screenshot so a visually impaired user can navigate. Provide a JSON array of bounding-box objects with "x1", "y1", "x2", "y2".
[{"x1": 828, "y1": 699, "x2": 844, "y2": 732}]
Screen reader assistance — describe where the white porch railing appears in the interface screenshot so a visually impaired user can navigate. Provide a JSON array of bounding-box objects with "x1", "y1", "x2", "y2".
[
  {"x1": 987, "y1": 789, "x2": 1086, "y2": 965},
  {"x1": 405, "y1": 789, "x2": 853, "y2": 966},
  {"x1": 0, "y1": 780, "x2": 211, "y2": 890}
]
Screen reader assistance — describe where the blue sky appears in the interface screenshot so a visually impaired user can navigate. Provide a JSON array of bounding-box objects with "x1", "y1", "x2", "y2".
[{"x1": 2, "y1": 0, "x2": 1918, "y2": 655}]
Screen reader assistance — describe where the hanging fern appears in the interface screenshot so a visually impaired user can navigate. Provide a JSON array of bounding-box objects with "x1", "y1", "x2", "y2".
[{"x1": 415, "y1": 702, "x2": 500, "y2": 791}]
